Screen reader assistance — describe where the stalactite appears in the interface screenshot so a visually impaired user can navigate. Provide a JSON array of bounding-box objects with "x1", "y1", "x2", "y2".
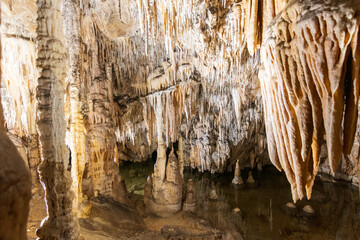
[
  {"x1": 35, "y1": 0, "x2": 79, "y2": 238},
  {"x1": 244, "y1": 0, "x2": 260, "y2": 56},
  {"x1": 260, "y1": 0, "x2": 360, "y2": 202}
]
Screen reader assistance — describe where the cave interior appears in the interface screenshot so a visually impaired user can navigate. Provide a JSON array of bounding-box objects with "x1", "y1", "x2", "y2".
[{"x1": 1, "y1": 0, "x2": 360, "y2": 239}]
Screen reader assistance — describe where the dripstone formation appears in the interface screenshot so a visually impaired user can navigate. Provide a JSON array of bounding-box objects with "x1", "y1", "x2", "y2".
[{"x1": 0, "y1": 0, "x2": 360, "y2": 238}]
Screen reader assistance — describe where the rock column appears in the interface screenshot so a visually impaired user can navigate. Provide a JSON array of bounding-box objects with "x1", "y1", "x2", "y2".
[
  {"x1": 64, "y1": 0, "x2": 88, "y2": 215},
  {"x1": 35, "y1": 0, "x2": 79, "y2": 238}
]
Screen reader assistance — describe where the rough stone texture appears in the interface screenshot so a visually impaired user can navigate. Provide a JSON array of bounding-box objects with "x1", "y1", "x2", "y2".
[
  {"x1": 35, "y1": 0, "x2": 79, "y2": 238},
  {"x1": 1, "y1": 0, "x2": 42, "y2": 192},
  {"x1": 100, "y1": 0, "x2": 271, "y2": 174},
  {"x1": 144, "y1": 96, "x2": 183, "y2": 217},
  {"x1": 260, "y1": 0, "x2": 360, "y2": 201},
  {"x1": 1, "y1": 0, "x2": 271, "y2": 204},
  {"x1": 64, "y1": 0, "x2": 88, "y2": 215}
]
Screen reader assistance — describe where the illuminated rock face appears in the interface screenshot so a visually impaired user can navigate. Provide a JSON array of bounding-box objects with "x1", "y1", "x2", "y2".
[
  {"x1": 260, "y1": 0, "x2": 360, "y2": 202},
  {"x1": 1, "y1": 0, "x2": 42, "y2": 193}
]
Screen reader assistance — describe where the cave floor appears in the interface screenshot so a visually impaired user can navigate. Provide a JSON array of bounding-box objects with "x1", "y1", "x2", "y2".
[
  {"x1": 27, "y1": 194, "x2": 222, "y2": 240},
  {"x1": 27, "y1": 165, "x2": 360, "y2": 239}
]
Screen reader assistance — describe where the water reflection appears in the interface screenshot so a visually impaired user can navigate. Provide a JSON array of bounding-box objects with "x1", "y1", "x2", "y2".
[
  {"x1": 121, "y1": 161, "x2": 360, "y2": 240},
  {"x1": 184, "y1": 167, "x2": 360, "y2": 240}
]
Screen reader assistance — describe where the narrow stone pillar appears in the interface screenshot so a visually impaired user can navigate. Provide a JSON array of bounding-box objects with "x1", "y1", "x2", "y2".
[
  {"x1": 64, "y1": 0, "x2": 89, "y2": 216},
  {"x1": 154, "y1": 95, "x2": 167, "y2": 180},
  {"x1": 35, "y1": 0, "x2": 79, "y2": 238},
  {"x1": 178, "y1": 135, "x2": 184, "y2": 178}
]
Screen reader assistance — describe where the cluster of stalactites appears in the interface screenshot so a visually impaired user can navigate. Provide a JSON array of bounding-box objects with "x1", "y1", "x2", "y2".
[
  {"x1": 135, "y1": 0, "x2": 254, "y2": 87},
  {"x1": 260, "y1": 0, "x2": 360, "y2": 202},
  {"x1": 142, "y1": 81, "x2": 197, "y2": 147},
  {"x1": 245, "y1": 0, "x2": 289, "y2": 55}
]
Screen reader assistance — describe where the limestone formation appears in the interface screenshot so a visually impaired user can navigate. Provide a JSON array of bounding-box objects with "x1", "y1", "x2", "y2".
[
  {"x1": 144, "y1": 147, "x2": 183, "y2": 217},
  {"x1": 260, "y1": 0, "x2": 360, "y2": 202},
  {"x1": 209, "y1": 182, "x2": 218, "y2": 200},
  {"x1": 144, "y1": 95, "x2": 183, "y2": 216},
  {"x1": 1, "y1": 0, "x2": 42, "y2": 193},
  {"x1": 232, "y1": 160, "x2": 244, "y2": 185},
  {"x1": 247, "y1": 171, "x2": 256, "y2": 184},
  {"x1": 35, "y1": 0, "x2": 79, "y2": 238},
  {"x1": 64, "y1": 0, "x2": 88, "y2": 214},
  {"x1": 183, "y1": 179, "x2": 196, "y2": 212}
]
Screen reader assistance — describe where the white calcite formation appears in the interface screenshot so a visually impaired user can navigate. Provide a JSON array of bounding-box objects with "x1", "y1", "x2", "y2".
[
  {"x1": 260, "y1": 0, "x2": 360, "y2": 202},
  {"x1": 64, "y1": 0, "x2": 88, "y2": 215}
]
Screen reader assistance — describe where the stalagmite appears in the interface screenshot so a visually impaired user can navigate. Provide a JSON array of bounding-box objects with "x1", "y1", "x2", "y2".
[
  {"x1": 232, "y1": 160, "x2": 244, "y2": 185},
  {"x1": 144, "y1": 95, "x2": 183, "y2": 217},
  {"x1": 35, "y1": 0, "x2": 79, "y2": 238},
  {"x1": 183, "y1": 179, "x2": 196, "y2": 212},
  {"x1": 260, "y1": 0, "x2": 360, "y2": 202},
  {"x1": 209, "y1": 181, "x2": 218, "y2": 200},
  {"x1": 247, "y1": 171, "x2": 255, "y2": 184}
]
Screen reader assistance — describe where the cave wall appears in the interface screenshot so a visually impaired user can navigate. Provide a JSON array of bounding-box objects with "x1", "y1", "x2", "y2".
[
  {"x1": 107, "y1": 0, "x2": 270, "y2": 173},
  {"x1": 1, "y1": 0, "x2": 42, "y2": 192}
]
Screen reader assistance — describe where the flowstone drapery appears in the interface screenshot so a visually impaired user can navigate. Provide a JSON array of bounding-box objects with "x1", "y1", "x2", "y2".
[{"x1": 260, "y1": 0, "x2": 360, "y2": 202}]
